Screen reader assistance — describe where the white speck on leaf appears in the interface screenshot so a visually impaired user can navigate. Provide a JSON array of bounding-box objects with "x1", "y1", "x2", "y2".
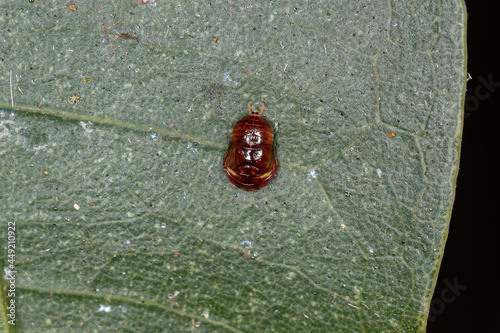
[
  {"x1": 97, "y1": 305, "x2": 111, "y2": 312},
  {"x1": 240, "y1": 240, "x2": 253, "y2": 247},
  {"x1": 307, "y1": 169, "x2": 318, "y2": 181},
  {"x1": 79, "y1": 121, "x2": 94, "y2": 134},
  {"x1": 222, "y1": 73, "x2": 239, "y2": 87},
  {"x1": 149, "y1": 132, "x2": 159, "y2": 142}
]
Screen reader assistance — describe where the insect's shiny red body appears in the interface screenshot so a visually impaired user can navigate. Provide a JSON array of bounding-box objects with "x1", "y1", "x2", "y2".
[{"x1": 223, "y1": 102, "x2": 279, "y2": 191}]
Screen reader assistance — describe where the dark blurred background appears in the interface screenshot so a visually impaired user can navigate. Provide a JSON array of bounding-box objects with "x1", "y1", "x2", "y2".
[{"x1": 427, "y1": 1, "x2": 499, "y2": 332}]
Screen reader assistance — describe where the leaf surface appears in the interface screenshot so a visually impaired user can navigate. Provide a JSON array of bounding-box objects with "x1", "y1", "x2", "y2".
[{"x1": 0, "y1": 1, "x2": 466, "y2": 332}]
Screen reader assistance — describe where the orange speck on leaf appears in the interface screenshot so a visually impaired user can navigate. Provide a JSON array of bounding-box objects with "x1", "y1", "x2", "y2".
[
  {"x1": 386, "y1": 132, "x2": 396, "y2": 138},
  {"x1": 69, "y1": 5, "x2": 77, "y2": 11}
]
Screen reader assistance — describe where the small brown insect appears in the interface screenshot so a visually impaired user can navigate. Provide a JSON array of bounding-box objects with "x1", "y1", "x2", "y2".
[{"x1": 223, "y1": 101, "x2": 279, "y2": 191}]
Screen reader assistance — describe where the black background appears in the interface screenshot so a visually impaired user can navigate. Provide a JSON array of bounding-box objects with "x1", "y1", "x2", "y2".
[{"x1": 427, "y1": 1, "x2": 499, "y2": 332}]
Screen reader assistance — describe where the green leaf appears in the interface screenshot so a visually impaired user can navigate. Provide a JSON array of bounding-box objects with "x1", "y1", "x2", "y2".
[{"x1": 0, "y1": 1, "x2": 466, "y2": 332}]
